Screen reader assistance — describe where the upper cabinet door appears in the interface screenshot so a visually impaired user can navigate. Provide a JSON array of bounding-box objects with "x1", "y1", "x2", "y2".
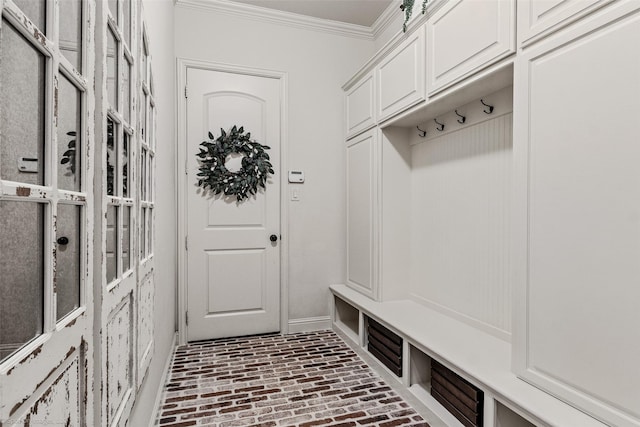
[
  {"x1": 517, "y1": 0, "x2": 614, "y2": 48},
  {"x1": 345, "y1": 71, "x2": 375, "y2": 139},
  {"x1": 426, "y1": 0, "x2": 515, "y2": 96},
  {"x1": 376, "y1": 26, "x2": 426, "y2": 123}
]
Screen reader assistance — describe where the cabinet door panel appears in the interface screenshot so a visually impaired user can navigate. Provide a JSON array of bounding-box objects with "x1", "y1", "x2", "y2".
[
  {"x1": 427, "y1": 0, "x2": 515, "y2": 95},
  {"x1": 377, "y1": 27, "x2": 425, "y2": 122},
  {"x1": 347, "y1": 131, "x2": 377, "y2": 299},
  {"x1": 513, "y1": 8, "x2": 640, "y2": 427},
  {"x1": 346, "y1": 72, "x2": 375, "y2": 139},
  {"x1": 517, "y1": 0, "x2": 614, "y2": 48}
]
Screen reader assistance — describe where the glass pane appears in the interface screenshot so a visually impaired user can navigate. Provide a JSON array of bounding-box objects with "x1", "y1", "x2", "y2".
[
  {"x1": 108, "y1": 0, "x2": 118, "y2": 23},
  {"x1": 0, "y1": 21, "x2": 46, "y2": 185},
  {"x1": 13, "y1": 0, "x2": 46, "y2": 32},
  {"x1": 122, "y1": 206, "x2": 130, "y2": 272},
  {"x1": 107, "y1": 27, "x2": 118, "y2": 108},
  {"x1": 56, "y1": 204, "x2": 81, "y2": 320},
  {"x1": 140, "y1": 148, "x2": 147, "y2": 201},
  {"x1": 59, "y1": 0, "x2": 82, "y2": 72},
  {"x1": 0, "y1": 201, "x2": 44, "y2": 362},
  {"x1": 123, "y1": 0, "x2": 131, "y2": 46},
  {"x1": 107, "y1": 119, "x2": 117, "y2": 196},
  {"x1": 140, "y1": 206, "x2": 146, "y2": 258},
  {"x1": 149, "y1": 153, "x2": 154, "y2": 203},
  {"x1": 141, "y1": 38, "x2": 148, "y2": 84},
  {"x1": 149, "y1": 105, "x2": 155, "y2": 150},
  {"x1": 58, "y1": 74, "x2": 82, "y2": 192},
  {"x1": 122, "y1": 133, "x2": 129, "y2": 198},
  {"x1": 142, "y1": 95, "x2": 148, "y2": 142},
  {"x1": 106, "y1": 205, "x2": 118, "y2": 283},
  {"x1": 147, "y1": 207, "x2": 153, "y2": 256},
  {"x1": 123, "y1": 59, "x2": 131, "y2": 123}
]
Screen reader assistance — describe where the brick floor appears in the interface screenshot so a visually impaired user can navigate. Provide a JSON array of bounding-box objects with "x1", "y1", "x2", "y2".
[{"x1": 156, "y1": 330, "x2": 429, "y2": 426}]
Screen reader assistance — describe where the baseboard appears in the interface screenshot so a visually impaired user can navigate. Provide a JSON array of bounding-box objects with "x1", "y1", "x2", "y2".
[
  {"x1": 147, "y1": 332, "x2": 177, "y2": 427},
  {"x1": 287, "y1": 316, "x2": 331, "y2": 333}
]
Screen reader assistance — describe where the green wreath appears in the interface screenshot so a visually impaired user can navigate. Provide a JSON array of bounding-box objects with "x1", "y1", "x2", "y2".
[{"x1": 196, "y1": 125, "x2": 274, "y2": 201}]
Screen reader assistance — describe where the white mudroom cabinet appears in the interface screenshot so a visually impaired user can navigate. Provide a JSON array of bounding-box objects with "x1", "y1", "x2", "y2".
[{"x1": 338, "y1": 1, "x2": 640, "y2": 426}]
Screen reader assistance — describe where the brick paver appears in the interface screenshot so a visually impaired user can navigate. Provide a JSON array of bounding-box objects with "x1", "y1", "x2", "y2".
[{"x1": 155, "y1": 331, "x2": 428, "y2": 426}]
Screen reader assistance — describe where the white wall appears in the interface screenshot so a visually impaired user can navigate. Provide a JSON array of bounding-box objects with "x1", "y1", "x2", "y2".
[
  {"x1": 129, "y1": 1, "x2": 176, "y2": 425},
  {"x1": 175, "y1": 5, "x2": 375, "y2": 323}
]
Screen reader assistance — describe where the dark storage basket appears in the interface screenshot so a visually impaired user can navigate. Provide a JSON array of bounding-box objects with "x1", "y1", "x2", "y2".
[
  {"x1": 366, "y1": 317, "x2": 403, "y2": 377},
  {"x1": 431, "y1": 360, "x2": 484, "y2": 427}
]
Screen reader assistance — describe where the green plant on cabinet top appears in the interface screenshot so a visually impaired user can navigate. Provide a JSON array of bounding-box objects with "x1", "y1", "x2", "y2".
[{"x1": 400, "y1": 0, "x2": 429, "y2": 32}]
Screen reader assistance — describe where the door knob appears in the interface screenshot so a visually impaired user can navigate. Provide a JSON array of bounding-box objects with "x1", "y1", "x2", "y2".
[
  {"x1": 57, "y1": 236, "x2": 69, "y2": 245},
  {"x1": 270, "y1": 234, "x2": 278, "y2": 242}
]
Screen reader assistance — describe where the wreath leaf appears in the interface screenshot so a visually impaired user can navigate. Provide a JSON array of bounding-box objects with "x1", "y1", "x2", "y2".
[{"x1": 196, "y1": 126, "x2": 274, "y2": 201}]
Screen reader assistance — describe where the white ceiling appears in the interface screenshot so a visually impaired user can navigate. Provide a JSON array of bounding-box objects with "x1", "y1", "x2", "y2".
[{"x1": 228, "y1": 0, "x2": 396, "y2": 27}]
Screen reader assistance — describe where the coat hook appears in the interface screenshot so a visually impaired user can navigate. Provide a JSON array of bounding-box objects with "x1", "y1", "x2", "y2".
[
  {"x1": 434, "y1": 118, "x2": 445, "y2": 132},
  {"x1": 480, "y1": 99, "x2": 494, "y2": 114},
  {"x1": 417, "y1": 126, "x2": 427, "y2": 137},
  {"x1": 455, "y1": 110, "x2": 466, "y2": 124}
]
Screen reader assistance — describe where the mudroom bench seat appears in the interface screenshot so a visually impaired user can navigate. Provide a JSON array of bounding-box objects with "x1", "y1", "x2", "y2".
[{"x1": 330, "y1": 284, "x2": 607, "y2": 427}]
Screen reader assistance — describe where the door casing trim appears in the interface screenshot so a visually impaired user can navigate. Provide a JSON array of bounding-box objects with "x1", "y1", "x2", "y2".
[{"x1": 175, "y1": 58, "x2": 289, "y2": 345}]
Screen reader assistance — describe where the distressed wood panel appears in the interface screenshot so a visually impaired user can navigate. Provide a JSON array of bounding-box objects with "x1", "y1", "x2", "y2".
[
  {"x1": 9, "y1": 347, "x2": 84, "y2": 426},
  {"x1": 137, "y1": 271, "x2": 154, "y2": 385},
  {"x1": 106, "y1": 296, "x2": 133, "y2": 425}
]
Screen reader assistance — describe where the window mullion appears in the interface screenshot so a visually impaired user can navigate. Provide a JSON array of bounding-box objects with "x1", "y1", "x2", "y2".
[
  {"x1": 44, "y1": 199, "x2": 55, "y2": 333},
  {"x1": 45, "y1": 0, "x2": 61, "y2": 333},
  {"x1": 2, "y1": 3, "x2": 55, "y2": 57},
  {"x1": 0, "y1": 16, "x2": 3, "y2": 184}
]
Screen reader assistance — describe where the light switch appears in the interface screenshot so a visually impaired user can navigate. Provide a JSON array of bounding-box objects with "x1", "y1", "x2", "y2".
[{"x1": 291, "y1": 188, "x2": 300, "y2": 201}]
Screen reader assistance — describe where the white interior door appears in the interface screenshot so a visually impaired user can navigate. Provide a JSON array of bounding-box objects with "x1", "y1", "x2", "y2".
[{"x1": 186, "y1": 68, "x2": 281, "y2": 341}]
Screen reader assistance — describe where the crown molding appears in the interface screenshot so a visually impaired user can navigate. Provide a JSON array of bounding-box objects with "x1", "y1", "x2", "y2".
[
  {"x1": 175, "y1": 0, "x2": 375, "y2": 40},
  {"x1": 371, "y1": 1, "x2": 401, "y2": 39},
  {"x1": 343, "y1": 0, "x2": 449, "y2": 90}
]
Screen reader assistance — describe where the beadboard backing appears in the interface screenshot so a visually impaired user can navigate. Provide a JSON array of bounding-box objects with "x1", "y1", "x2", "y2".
[{"x1": 409, "y1": 114, "x2": 513, "y2": 338}]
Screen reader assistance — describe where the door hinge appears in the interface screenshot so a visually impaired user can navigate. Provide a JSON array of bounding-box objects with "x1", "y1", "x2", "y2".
[
  {"x1": 184, "y1": 86, "x2": 188, "y2": 98},
  {"x1": 186, "y1": 311, "x2": 189, "y2": 326},
  {"x1": 185, "y1": 235, "x2": 188, "y2": 251}
]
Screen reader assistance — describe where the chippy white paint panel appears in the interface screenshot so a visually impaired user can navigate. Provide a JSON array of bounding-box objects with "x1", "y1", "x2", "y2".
[
  {"x1": 137, "y1": 271, "x2": 155, "y2": 385},
  {"x1": 14, "y1": 356, "x2": 81, "y2": 426},
  {"x1": 3, "y1": 344, "x2": 85, "y2": 426},
  {"x1": 106, "y1": 296, "x2": 133, "y2": 425}
]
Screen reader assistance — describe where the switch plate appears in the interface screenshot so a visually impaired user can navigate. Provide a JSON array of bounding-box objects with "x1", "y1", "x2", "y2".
[{"x1": 288, "y1": 171, "x2": 305, "y2": 183}]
